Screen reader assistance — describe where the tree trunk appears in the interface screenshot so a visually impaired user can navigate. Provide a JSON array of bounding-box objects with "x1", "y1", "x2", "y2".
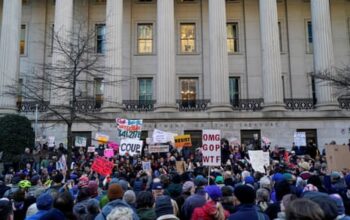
[{"x1": 67, "y1": 123, "x2": 73, "y2": 171}]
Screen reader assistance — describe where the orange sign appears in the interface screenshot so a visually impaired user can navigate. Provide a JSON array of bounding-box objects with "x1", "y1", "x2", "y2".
[{"x1": 174, "y1": 135, "x2": 192, "y2": 148}]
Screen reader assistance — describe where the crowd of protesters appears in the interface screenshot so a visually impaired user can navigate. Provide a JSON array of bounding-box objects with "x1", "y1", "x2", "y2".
[{"x1": 0, "y1": 138, "x2": 349, "y2": 220}]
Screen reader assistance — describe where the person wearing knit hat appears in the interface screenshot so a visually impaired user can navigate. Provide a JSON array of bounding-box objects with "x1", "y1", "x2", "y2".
[
  {"x1": 155, "y1": 196, "x2": 178, "y2": 220},
  {"x1": 329, "y1": 193, "x2": 350, "y2": 219},
  {"x1": 87, "y1": 181, "x2": 99, "y2": 198},
  {"x1": 108, "y1": 184, "x2": 124, "y2": 201},
  {"x1": 229, "y1": 185, "x2": 269, "y2": 220},
  {"x1": 26, "y1": 193, "x2": 53, "y2": 220},
  {"x1": 192, "y1": 185, "x2": 229, "y2": 220},
  {"x1": 182, "y1": 181, "x2": 195, "y2": 194},
  {"x1": 123, "y1": 190, "x2": 137, "y2": 211},
  {"x1": 78, "y1": 176, "x2": 89, "y2": 189}
]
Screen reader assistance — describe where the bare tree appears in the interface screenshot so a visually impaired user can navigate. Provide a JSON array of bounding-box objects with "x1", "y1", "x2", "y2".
[
  {"x1": 310, "y1": 65, "x2": 350, "y2": 97},
  {"x1": 5, "y1": 21, "x2": 130, "y2": 166}
]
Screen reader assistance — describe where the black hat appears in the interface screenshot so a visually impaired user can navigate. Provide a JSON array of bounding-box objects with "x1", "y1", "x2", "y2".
[
  {"x1": 155, "y1": 196, "x2": 173, "y2": 218},
  {"x1": 234, "y1": 185, "x2": 256, "y2": 204}
]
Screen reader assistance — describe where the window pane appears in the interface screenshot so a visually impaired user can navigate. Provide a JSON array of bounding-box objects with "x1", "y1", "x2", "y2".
[
  {"x1": 96, "y1": 24, "x2": 106, "y2": 54},
  {"x1": 139, "y1": 78, "x2": 153, "y2": 101},
  {"x1": 278, "y1": 22, "x2": 282, "y2": 52},
  {"x1": 20, "y1": 25, "x2": 26, "y2": 55},
  {"x1": 94, "y1": 78, "x2": 103, "y2": 95},
  {"x1": 227, "y1": 23, "x2": 239, "y2": 53},
  {"x1": 229, "y1": 77, "x2": 239, "y2": 105},
  {"x1": 137, "y1": 24, "x2": 153, "y2": 54},
  {"x1": 180, "y1": 78, "x2": 197, "y2": 100},
  {"x1": 180, "y1": 23, "x2": 196, "y2": 53},
  {"x1": 307, "y1": 21, "x2": 313, "y2": 53}
]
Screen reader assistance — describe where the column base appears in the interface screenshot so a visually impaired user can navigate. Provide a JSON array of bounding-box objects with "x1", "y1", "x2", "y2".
[
  {"x1": 207, "y1": 103, "x2": 233, "y2": 112},
  {"x1": 154, "y1": 104, "x2": 178, "y2": 113},
  {"x1": 316, "y1": 102, "x2": 340, "y2": 111},
  {"x1": 262, "y1": 103, "x2": 286, "y2": 112}
]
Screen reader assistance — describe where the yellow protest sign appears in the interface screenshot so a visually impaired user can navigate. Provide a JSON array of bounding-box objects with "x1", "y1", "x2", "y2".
[{"x1": 174, "y1": 135, "x2": 192, "y2": 148}]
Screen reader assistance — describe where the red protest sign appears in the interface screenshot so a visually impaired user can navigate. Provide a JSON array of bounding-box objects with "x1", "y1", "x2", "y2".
[{"x1": 91, "y1": 156, "x2": 114, "y2": 176}]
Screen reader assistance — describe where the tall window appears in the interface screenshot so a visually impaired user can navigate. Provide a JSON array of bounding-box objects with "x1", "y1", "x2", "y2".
[
  {"x1": 20, "y1": 24, "x2": 27, "y2": 55},
  {"x1": 180, "y1": 78, "x2": 197, "y2": 101},
  {"x1": 180, "y1": 23, "x2": 196, "y2": 53},
  {"x1": 96, "y1": 24, "x2": 106, "y2": 54},
  {"x1": 50, "y1": 24, "x2": 54, "y2": 54},
  {"x1": 281, "y1": 75, "x2": 286, "y2": 99},
  {"x1": 138, "y1": 78, "x2": 153, "y2": 101},
  {"x1": 278, "y1": 21, "x2": 283, "y2": 52},
  {"x1": 94, "y1": 78, "x2": 103, "y2": 107},
  {"x1": 137, "y1": 24, "x2": 153, "y2": 54},
  {"x1": 311, "y1": 76, "x2": 316, "y2": 105},
  {"x1": 229, "y1": 77, "x2": 239, "y2": 106},
  {"x1": 306, "y1": 21, "x2": 313, "y2": 53},
  {"x1": 17, "y1": 78, "x2": 23, "y2": 103},
  {"x1": 227, "y1": 22, "x2": 239, "y2": 53}
]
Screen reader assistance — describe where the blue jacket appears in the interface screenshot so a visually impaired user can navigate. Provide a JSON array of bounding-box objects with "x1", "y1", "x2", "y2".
[
  {"x1": 25, "y1": 210, "x2": 49, "y2": 220},
  {"x1": 228, "y1": 204, "x2": 270, "y2": 220}
]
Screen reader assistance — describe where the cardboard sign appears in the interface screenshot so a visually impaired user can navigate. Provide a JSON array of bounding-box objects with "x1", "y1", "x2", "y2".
[
  {"x1": 119, "y1": 139, "x2": 143, "y2": 156},
  {"x1": 116, "y1": 118, "x2": 143, "y2": 139},
  {"x1": 294, "y1": 132, "x2": 306, "y2": 146},
  {"x1": 48, "y1": 136, "x2": 55, "y2": 147},
  {"x1": 87, "y1": 147, "x2": 96, "y2": 153},
  {"x1": 95, "y1": 133, "x2": 109, "y2": 144},
  {"x1": 248, "y1": 150, "x2": 270, "y2": 173},
  {"x1": 176, "y1": 161, "x2": 186, "y2": 174},
  {"x1": 152, "y1": 129, "x2": 170, "y2": 144},
  {"x1": 91, "y1": 156, "x2": 114, "y2": 176},
  {"x1": 202, "y1": 130, "x2": 221, "y2": 166},
  {"x1": 75, "y1": 136, "x2": 87, "y2": 147},
  {"x1": 148, "y1": 144, "x2": 169, "y2": 153},
  {"x1": 326, "y1": 145, "x2": 350, "y2": 172},
  {"x1": 107, "y1": 141, "x2": 119, "y2": 151},
  {"x1": 142, "y1": 161, "x2": 151, "y2": 171},
  {"x1": 174, "y1": 135, "x2": 192, "y2": 148},
  {"x1": 104, "y1": 149, "x2": 114, "y2": 158}
]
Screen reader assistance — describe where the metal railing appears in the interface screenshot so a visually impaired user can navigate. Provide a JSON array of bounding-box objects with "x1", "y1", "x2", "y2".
[
  {"x1": 231, "y1": 99, "x2": 264, "y2": 111},
  {"x1": 176, "y1": 99, "x2": 210, "y2": 112},
  {"x1": 284, "y1": 98, "x2": 316, "y2": 110},
  {"x1": 17, "y1": 101, "x2": 49, "y2": 112},
  {"x1": 122, "y1": 100, "x2": 156, "y2": 112},
  {"x1": 338, "y1": 98, "x2": 350, "y2": 110},
  {"x1": 74, "y1": 99, "x2": 102, "y2": 113}
]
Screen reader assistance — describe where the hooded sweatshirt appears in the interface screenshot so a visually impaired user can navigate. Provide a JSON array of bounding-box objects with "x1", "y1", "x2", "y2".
[
  {"x1": 95, "y1": 199, "x2": 140, "y2": 220},
  {"x1": 137, "y1": 208, "x2": 157, "y2": 220}
]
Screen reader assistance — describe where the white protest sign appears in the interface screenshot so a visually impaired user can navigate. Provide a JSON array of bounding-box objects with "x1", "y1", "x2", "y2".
[
  {"x1": 248, "y1": 150, "x2": 270, "y2": 173},
  {"x1": 152, "y1": 129, "x2": 171, "y2": 144},
  {"x1": 87, "y1": 147, "x2": 96, "y2": 153},
  {"x1": 75, "y1": 136, "x2": 87, "y2": 147},
  {"x1": 119, "y1": 139, "x2": 143, "y2": 156},
  {"x1": 202, "y1": 130, "x2": 221, "y2": 166},
  {"x1": 148, "y1": 144, "x2": 169, "y2": 153},
  {"x1": 48, "y1": 136, "x2": 55, "y2": 147},
  {"x1": 142, "y1": 161, "x2": 151, "y2": 171},
  {"x1": 294, "y1": 132, "x2": 306, "y2": 146}
]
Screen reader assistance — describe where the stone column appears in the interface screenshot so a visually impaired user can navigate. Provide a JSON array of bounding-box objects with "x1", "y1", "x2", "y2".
[
  {"x1": 259, "y1": 0, "x2": 285, "y2": 111},
  {"x1": 154, "y1": 0, "x2": 177, "y2": 112},
  {"x1": 311, "y1": 0, "x2": 338, "y2": 110},
  {"x1": 104, "y1": 0, "x2": 124, "y2": 112},
  {"x1": 51, "y1": 0, "x2": 74, "y2": 106},
  {"x1": 0, "y1": 0, "x2": 22, "y2": 114},
  {"x1": 207, "y1": 0, "x2": 232, "y2": 112}
]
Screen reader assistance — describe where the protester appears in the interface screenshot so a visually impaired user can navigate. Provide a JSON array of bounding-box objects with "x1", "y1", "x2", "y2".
[{"x1": 285, "y1": 198, "x2": 324, "y2": 220}]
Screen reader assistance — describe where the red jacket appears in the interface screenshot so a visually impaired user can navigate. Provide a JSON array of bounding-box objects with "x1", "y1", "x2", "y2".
[{"x1": 191, "y1": 200, "x2": 230, "y2": 220}]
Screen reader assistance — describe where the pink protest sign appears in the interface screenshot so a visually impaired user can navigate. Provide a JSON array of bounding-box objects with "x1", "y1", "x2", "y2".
[
  {"x1": 108, "y1": 142, "x2": 119, "y2": 151},
  {"x1": 104, "y1": 149, "x2": 114, "y2": 158}
]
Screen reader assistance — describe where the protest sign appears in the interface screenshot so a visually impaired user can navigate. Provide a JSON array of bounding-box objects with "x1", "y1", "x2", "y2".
[
  {"x1": 326, "y1": 145, "x2": 350, "y2": 172},
  {"x1": 116, "y1": 118, "x2": 143, "y2": 139},
  {"x1": 107, "y1": 141, "x2": 119, "y2": 151},
  {"x1": 148, "y1": 144, "x2": 169, "y2": 153},
  {"x1": 202, "y1": 130, "x2": 221, "y2": 166},
  {"x1": 104, "y1": 149, "x2": 114, "y2": 158},
  {"x1": 294, "y1": 132, "x2": 306, "y2": 146},
  {"x1": 262, "y1": 137, "x2": 271, "y2": 145},
  {"x1": 75, "y1": 136, "x2": 87, "y2": 147},
  {"x1": 248, "y1": 150, "x2": 270, "y2": 173},
  {"x1": 91, "y1": 156, "x2": 114, "y2": 176},
  {"x1": 152, "y1": 129, "x2": 169, "y2": 144},
  {"x1": 95, "y1": 133, "x2": 109, "y2": 144},
  {"x1": 119, "y1": 139, "x2": 143, "y2": 156},
  {"x1": 87, "y1": 147, "x2": 96, "y2": 153},
  {"x1": 174, "y1": 135, "x2": 192, "y2": 148},
  {"x1": 48, "y1": 136, "x2": 55, "y2": 147},
  {"x1": 142, "y1": 161, "x2": 151, "y2": 171},
  {"x1": 176, "y1": 161, "x2": 186, "y2": 174}
]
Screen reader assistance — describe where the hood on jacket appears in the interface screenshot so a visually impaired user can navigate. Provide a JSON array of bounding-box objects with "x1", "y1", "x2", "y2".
[
  {"x1": 137, "y1": 208, "x2": 157, "y2": 220},
  {"x1": 95, "y1": 199, "x2": 140, "y2": 220}
]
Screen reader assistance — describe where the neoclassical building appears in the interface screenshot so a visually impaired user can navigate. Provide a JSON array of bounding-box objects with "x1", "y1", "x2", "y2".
[{"x1": 0, "y1": 0, "x2": 349, "y2": 148}]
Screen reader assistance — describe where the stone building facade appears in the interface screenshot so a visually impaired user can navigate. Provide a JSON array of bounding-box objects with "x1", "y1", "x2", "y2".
[{"x1": 0, "y1": 0, "x2": 349, "y2": 149}]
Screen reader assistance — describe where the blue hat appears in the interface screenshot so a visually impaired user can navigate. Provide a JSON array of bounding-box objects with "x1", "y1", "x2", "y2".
[
  {"x1": 152, "y1": 182, "x2": 163, "y2": 190},
  {"x1": 244, "y1": 176, "x2": 255, "y2": 185},
  {"x1": 36, "y1": 193, "x2": 53, "y2": 210},
  {"x1": 195, "y1": 175, "x2": 207, "y2": 186},
  {"x1": 272, "y1": 173, "x2": 284, "y2": 183},
  {"x1": 205, "y1": 185, "x2": 222, "y2": 201}
]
